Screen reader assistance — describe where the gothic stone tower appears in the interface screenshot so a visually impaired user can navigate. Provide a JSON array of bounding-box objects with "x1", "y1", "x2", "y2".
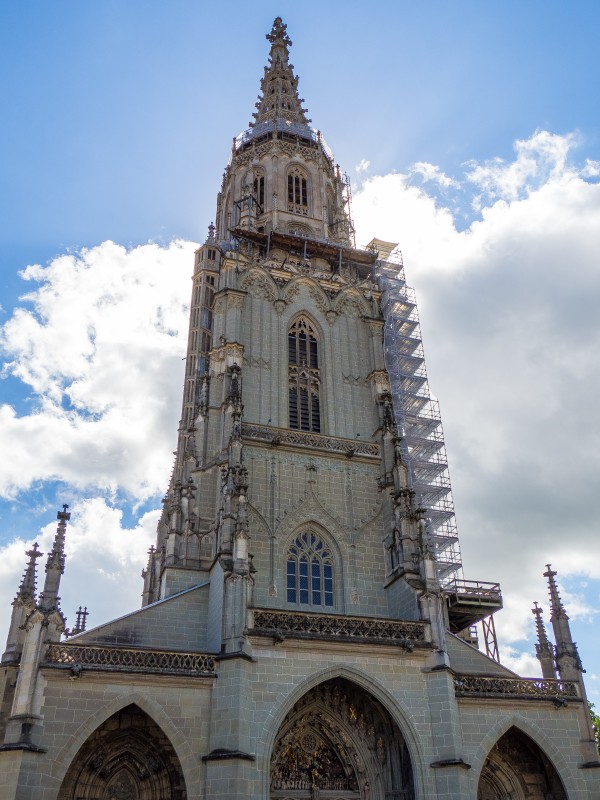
[{"x1": 1, "y1": 18, "x2": 598, "y2": 800}]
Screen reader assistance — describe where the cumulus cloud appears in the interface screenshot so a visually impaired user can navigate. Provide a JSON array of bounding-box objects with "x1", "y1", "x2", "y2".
[
  {"x1": 0, "y1": 499, "x2": 156, "y2": 640},
  {"x1": 409, "y1": 161, "x2": 459, "y2": 188},
  {"x1": 353, "y1": 130, "x2": 600, "y2": 670},
  {"x1": 0, "y1": 240, "x2": 195, "y2": 499}
]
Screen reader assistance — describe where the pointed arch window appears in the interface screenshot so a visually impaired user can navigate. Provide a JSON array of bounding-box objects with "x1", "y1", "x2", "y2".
[
  {"x1": 288, "y1": 166, "x2": 309, "y2": 216},
  {"x1": 288, "y1": 316, "x2": 320, "y2": 432},
  {"x1": 287, "y1": 531, "x2": 334, "y2": 608}
]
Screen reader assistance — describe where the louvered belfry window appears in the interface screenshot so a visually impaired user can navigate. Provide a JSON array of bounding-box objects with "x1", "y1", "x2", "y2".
[{"x1": 288, "y1": 317, "x2": 320, "y2": 432}]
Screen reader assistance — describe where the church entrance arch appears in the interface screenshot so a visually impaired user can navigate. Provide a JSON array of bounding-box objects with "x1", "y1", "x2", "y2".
[
  {"x1": 57, "y1": 703, "x2": 187, "y2": 800},
  {"x1": 477, "y1": 726, "x2": 567, "y2": 800},
  {"x1": 270, "y1": 677, "x2": 415, "y2": 800}
]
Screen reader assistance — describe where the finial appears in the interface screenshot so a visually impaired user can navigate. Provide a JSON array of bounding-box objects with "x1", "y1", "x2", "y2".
[
  {"x1": 16, "y1": 542, "x2": 42, "y2": 602},
  {"x1": 74, "y1": 606, "x2": 88, "y2": 634},
  {"x1": 266, "y1": 17, "x2": 292, "y2": 48},
  {"x1": 206, "y1": 222, "x2": 215, "y2": 243}
]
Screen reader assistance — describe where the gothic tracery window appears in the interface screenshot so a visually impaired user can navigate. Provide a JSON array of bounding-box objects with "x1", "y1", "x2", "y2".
[
  {"x1": 288, "y1": 316, "x2": 320, "y2": 432},
  {"x1": 287, "y1": 531, "x2": 334, "y2": 608},
  {"x1": 288, "y1": 166, "x2": 309, "y2": 215}
]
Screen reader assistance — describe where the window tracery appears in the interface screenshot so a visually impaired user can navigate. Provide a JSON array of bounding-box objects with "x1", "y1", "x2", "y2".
[
  {"x1": 286, "y1": 531, "x2": 334, "y2": 608},
  {"x1": 288, "y1": 316, "x2": 320, "y2": 433}
]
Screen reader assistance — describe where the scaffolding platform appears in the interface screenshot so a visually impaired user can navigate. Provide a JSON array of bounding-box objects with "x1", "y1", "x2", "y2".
[{"x1": 444, "y1": 579, "x2": 503, "y2": 633}]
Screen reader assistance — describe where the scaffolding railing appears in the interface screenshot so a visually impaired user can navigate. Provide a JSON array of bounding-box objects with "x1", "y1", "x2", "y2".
[{"x1": 377, "y1": 249, "x2": 463, "y2": 586}]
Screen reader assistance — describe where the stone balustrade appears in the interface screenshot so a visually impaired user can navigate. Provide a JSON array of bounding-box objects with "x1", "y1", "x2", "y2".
[
  {"x1": 43, "y1": 643, "x2": 216, "y2": 676},
  {"x1": 249, "y1": 608, "x2": 429, "y2": 650},
  {"x1": 453, "y1": 674, "x2": 579, "y2": 701}
]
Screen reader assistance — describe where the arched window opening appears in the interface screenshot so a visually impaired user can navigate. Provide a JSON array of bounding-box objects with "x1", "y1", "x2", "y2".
[
  {"x1": 288, "y1": 317, "x2": 320, "y2": 432},
  {"x1": 287, "y1": 531, "x2": 334, "y2": 608},
  {"x1": 288, "y1": 167, "x2": 309, "y2": 216}
]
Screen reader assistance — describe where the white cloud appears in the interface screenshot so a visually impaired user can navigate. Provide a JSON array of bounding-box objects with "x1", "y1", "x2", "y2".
[
  {"x1": 409, "y1": 161, "x2": 459, "y2": 188},
  {"x1": 356, "y1": 159, "x2": 371, "y2": 174},
  {"x1": 466, "y1": 130, "x2": 577, "y2": 204},
  {"x1": 353, "y1": 130, "x2": 600, "y2": 669},
  {"x1": 0, "y1": 240, "x2": 195, "y2": 499},
  {"x1": 0, "y1": 499, "x2": 156, "y2": 644}
]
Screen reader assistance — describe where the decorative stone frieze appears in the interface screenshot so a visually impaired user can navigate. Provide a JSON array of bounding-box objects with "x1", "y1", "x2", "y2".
[
  {"x1": 453, "y1": 674, "x2": 579, "y2": 700},
  {"x1": 44, "y1": 643, "x2": 216, "y2": 676},
  {"x1": 249, "y1": 608, "x2": 429, "y2": 648},
  {"x1": 241, "y1": 422, "x2": 380, "y2": 459}
]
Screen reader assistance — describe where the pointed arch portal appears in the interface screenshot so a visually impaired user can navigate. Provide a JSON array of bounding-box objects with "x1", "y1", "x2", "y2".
[
  {"x1": 58, "y1": 704, "x2": 187, "y2": 800},
  {"x1": 478, "y1": 726, "x2": 567, "y2": 800},
  {"x1": 270, "y1": 677, "x2": 414, "y2": 800}
]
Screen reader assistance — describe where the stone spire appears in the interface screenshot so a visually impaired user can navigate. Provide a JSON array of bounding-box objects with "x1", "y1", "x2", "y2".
[
  {"x1": 2, "y1": 544, "x2": 43, "y2": 663},
  {"x1": 251, "y1": 17, "x2": 310, "y2": 128},
  {"x1": 15, "y1": 543, "x2": 42, "y2": 604},
  {"x1": 543, "y1": 564, "x2": 581, "y2": 681},
  {"x1": 531, "y1": 601, "x2": 556, "y2": 679},
  {"x1": 38, "y1": 505, "x2": 70, "y2": 613}
]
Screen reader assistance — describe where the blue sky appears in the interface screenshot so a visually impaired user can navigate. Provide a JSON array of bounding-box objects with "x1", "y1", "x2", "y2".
[{"x1": 1, "y1": 2, "x2": 600, "y2": 690}]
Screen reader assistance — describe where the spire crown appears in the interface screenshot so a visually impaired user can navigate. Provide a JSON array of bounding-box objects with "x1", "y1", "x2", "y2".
[{"x1": 251, "y1": 18, "x2": 309, "y2": 129}]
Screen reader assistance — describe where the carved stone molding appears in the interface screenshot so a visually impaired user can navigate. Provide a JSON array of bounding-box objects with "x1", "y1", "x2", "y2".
[
  {"x1": 44, "y1": 643, "x2": 216, "y2": 676},
  {"x1": 241, "y1": 423, "x2": 380, "y2": 460},
  {"x1": 209, "y1": 342, "x2": 244, "y2": 374},
  {"x1": 453, "y1": 674, "x2": 579, "y2": 700},
  {"x1": 239, "y1": 268, "x2": 278, "y2": 301},
  {"x1": 249, "y1": 608, "x2": 429, "y2": 648},
  {"x1": 368, "y1": 369, "x2": 391, "y2": 395}
]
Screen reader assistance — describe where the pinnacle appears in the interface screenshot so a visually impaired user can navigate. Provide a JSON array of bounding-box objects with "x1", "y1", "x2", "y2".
[
  {"x1": 543, "y1": 563, "x2": 567, "y2": 619},
  {"x1": 531, "y1": 601, "x2": 551, "y2": 647},
  {"x1": 16, "y1": 542, "x2": 42, "y2": 602}
]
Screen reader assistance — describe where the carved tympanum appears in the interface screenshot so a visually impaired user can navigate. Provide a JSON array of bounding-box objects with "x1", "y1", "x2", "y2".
[{"x1": 270, "y1": 677, "x2": 414, "y2": 800}]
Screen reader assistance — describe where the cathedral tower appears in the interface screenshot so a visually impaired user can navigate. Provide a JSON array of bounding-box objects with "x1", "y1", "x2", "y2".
[{"x1": 1, "y1": 18, "x2": 598, "y2": 800}]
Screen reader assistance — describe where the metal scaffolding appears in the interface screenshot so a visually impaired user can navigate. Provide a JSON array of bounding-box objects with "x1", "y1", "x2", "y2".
[{"x1": 375, "y1": 242, "x2": 463, "y2": 587}]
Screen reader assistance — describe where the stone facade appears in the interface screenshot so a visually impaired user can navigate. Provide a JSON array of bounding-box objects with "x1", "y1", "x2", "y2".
[{"x1": 1, "y1": 17, "x2": 598, "y2": 800}]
